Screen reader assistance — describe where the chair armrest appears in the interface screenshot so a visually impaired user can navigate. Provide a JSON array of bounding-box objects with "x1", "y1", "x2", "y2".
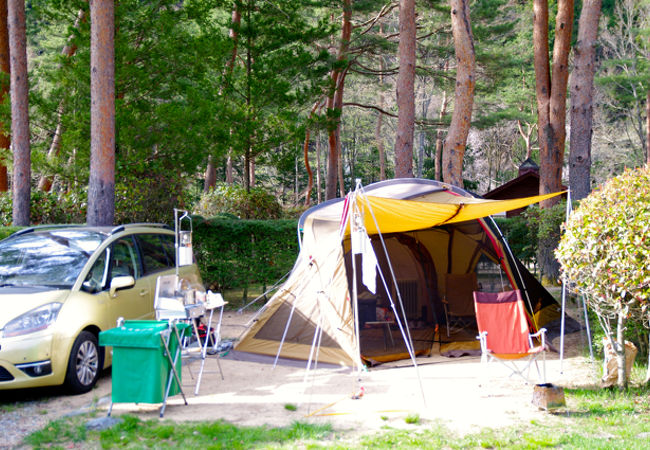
[
  {"x1": 476, "y1": 330, "x2": 488, "y2": 363},
  {"x1": 529, "y1": 327, "x2": 547, "y2": 348}
]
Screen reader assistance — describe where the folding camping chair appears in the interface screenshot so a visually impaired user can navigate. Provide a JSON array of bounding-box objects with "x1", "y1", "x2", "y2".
[
  {"x1": 473, "y1": 289, "x2": 547, "y2": 383},
  {"x1": 442, "y1": 273, "x2": 478, "y2": 337}
]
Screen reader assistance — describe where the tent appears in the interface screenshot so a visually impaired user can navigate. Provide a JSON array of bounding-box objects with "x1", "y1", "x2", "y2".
[{"x1": 235, "y1": 179, "x2": 562, "y2": 367}]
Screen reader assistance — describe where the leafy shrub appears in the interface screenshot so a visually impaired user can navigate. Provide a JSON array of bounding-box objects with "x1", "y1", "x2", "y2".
[
  {"x1": 0, "y1": 171, "x2": 192, "y2": 226},
  {"x1": 494, "y1": 215, "x2": 537, "y2": 268},
  {"x1": 114, "y1": 173, "x2": 191, "y2": 224},
  {"x1": 0, "y1": 190, "x2": 86, "y2": 225},
  {"x1": 194, "y1": 184, "x2": 282, "y2": 219},
  {"x1": 192, "y1": 216, "x2": 298, "y2": 291},
  {"x1": 494, "y1": 202, "x2": 567, "y2": 276},
  {"x1": 556, "y1": 166, "x2": 650, "y2": 387}
]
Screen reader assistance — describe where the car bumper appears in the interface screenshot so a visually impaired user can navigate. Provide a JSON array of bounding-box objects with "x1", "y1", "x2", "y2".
[{"x1": 0, "y1": 332, "x2": 66, "y2": 390}]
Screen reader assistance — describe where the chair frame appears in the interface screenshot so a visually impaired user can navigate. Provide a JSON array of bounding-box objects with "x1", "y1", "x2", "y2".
[
  {"x1": 442, "y1": 272, "x2": 478, "y2": 337},
  {"x1": 474, "y1": 290, "x2": 547, "y2": 383}
]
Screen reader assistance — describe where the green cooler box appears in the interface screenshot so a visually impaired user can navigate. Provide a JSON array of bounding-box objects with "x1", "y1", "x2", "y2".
[{"x1": 99, "y1": 320, "x2": 190, "y2": 404}]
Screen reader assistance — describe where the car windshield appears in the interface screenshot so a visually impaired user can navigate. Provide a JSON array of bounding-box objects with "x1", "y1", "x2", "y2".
[{"x1": 0, "y1": 230, "x2": 106, "y2": 289}]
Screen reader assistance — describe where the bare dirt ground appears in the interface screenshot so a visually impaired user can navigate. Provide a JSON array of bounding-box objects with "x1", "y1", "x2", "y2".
[{"x1": 1, "y1": 311, "x2": 598, "y2": 448}]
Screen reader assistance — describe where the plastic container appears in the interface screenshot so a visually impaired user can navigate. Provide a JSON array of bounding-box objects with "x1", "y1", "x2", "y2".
[{"x1": 99, "y1": 320, "x2": 189, "y2": 404}]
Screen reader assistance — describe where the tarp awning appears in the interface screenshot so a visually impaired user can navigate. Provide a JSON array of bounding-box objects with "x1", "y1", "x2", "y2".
[{"x1": 348, "y1": 191, "x2": 564, "y2": 235}]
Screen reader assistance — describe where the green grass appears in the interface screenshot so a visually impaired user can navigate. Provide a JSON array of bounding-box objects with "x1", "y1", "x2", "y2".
[
  {"x1": 23, "y1": 386, "x2": 650, "y2": 449},
  {"x1": 25, "y1": 416, "x2": 333, "y2": 449}
]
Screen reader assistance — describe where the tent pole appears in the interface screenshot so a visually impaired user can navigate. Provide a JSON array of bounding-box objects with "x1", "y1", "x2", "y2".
[
  {"x1": 349, "y1": 183, "x2": 366, "y2": 375},
  {"x1": 358, "y1": 184, "x2": 427, "y2": 407},
  {"x1": 487, "y1": 216, "x2": 537, "y2": 327},
  {"x1": 271, "y1": 259, "x2": 320, "y2": 368},
  {"x1": 559, "y1": 188, "x2": 572, "y2": 373},
  {"x1": 274, "y1": 298, "x2": 298, "y2": 369},
  {"x1": 560, "y1": 186, "x2": 571, "y2": 373}
]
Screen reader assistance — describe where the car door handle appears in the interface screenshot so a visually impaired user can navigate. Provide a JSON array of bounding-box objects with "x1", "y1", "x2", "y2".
[{"x1": 139, "y1": 289, "x2": 149, "y2": 297}]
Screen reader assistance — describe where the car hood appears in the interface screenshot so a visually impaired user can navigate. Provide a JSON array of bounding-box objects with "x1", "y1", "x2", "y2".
[{"x1": 0, "y1": 288, "x2": 71, "y2": 328}]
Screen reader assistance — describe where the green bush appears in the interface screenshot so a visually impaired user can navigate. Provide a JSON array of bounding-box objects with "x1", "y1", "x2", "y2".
[
  {"x1": 114, "y1": 174, "x2": 192, "y2": 224},
  {"x1": 0, "y1": 171, "x2": 192, "y2": 226},
  {"x1": 192, "y1": 216, "x2": 298, "y2": 291},
  {"x1": 0, "y1": 190, "x2": 86, "y2": 225},
  {"x1": 493, "y1": 202, "x2": 567, "y2": 275},
  {"x1": 556, "y1": 166, "x2": 650, "y2": 387},
  {"x1": 194, "y1": 184, "x2": 282, "y2": 219},
  {"x1": 494, "y1": 215, "x2": 537, "y2": 267}
]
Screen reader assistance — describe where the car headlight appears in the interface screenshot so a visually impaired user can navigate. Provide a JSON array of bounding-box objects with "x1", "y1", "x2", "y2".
[{"x1": 2, "y1": 303, "x2": 63, "y2": 338}]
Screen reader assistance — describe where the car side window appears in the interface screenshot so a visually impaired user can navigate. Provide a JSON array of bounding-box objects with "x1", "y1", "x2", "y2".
[
  {"x1": 82, "y1": 249, "x2": 109, "y2": 293},
  {"x1": 136, "y1": 234, "x2": 174, "y2": 275},
  {"x1": 110, "y1": 238, "x2": 140, "y2": 280}
]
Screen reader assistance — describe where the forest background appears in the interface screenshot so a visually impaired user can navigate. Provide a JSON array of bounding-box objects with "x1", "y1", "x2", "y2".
[{"x1": 0, "y1": 0, "x2": 647, "y2": 275}]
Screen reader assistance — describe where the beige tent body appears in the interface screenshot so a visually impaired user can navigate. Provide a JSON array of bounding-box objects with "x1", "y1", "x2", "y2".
[{"x1": 236, "y1": 179, "x2": 562, "y2": 366}]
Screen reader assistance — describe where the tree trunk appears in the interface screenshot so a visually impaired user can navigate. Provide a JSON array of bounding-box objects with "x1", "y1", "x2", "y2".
[
  {"x1": 646, "y1": 88, "x2": 649, "y2": 165},
  {"x1": 243, "y1": 148, "x2": 250, "y2": 191},
  {"x1": 375, "y1": 101, "x2": 386, "y2": 181},
  {"x1": 569, "y1": 0, "x2": 601, "y2": 201},
  {"x1": 303, "y1": 128, "x2": 313, "y2": 206},
  {"x1": 316, "y1": 132, "x2": 322, "y2": 203},
  {"x1": 325, "y1": 0, "x2": 351, "y2": 200},
  {"x1": 616, "y1": 312, "x2": 627, "y2": 388},
  {"x1": 303, "y1": 102, "x2": 321, "y2": 206},
  {"x1": 517, "y1": 120, "x2": 535, "y2": 160},
  {"x1": 646, "y1": 321, "x2": 650, "y2": 385},
  {"x1": 533, "y1": 0, "x2": 574, "y2": 283},
  {"x1": 442, "y1": 0, "x2": 475, "y2": 187},
  {"x1": 394, "y1": 0, "x2": 415, "y2": 178},
  {"x1": 338, "y1": 121, "x2": 345, "y2": 196},
  {"x1": 536, "y1": 0, "x2": 574, "y2": 208},
  {"x1": 87, "y1": 0, "x2": 115, "y2": 226},
  {"x1": 417, "y1": 95, "x2": 431, "y2": 178},
  {"x1": 0, "y1": 0, "x2": 10, "y2": 192},
  {"x1": 204, "y1": 155, "x2": 216, "y2": 192},
  {"x1": 250, "y1": 157, "x2": 255, "y2": 188},
  {"x1": 8, "y1": 0, "x2": 30, "y2": 225},
  {"x1": 435, "y1": 88, "x2": 449, "y2": 181},
  {"x1": 225, "y1": 152, "x2": 233, "y2": 184},
  {"x1": 376, "y1": 53, "x2": 386, "y2": 181},
  {"x1": 211, "y1": 6, "x2": 241, "y2": 191},
  {"x1": 39, "y1": 9, "x2": 85, "y2": 192}
]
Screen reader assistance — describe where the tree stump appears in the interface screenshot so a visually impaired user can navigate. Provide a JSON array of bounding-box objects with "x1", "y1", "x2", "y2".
[{"x1": 532, "y1": 383, "x2": 566, "y2": 410}]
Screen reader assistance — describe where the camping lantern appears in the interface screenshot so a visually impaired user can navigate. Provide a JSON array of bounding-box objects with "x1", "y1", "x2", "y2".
[
  {"x1": 178, "y1": 230, "x2": 193, "y2": 266},
  {"x1": 174, "y1": 209, "x2": 193, "y2": 268}
]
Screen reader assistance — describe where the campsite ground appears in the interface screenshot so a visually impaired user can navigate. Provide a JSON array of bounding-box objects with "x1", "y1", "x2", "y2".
[{"x1": 1, "y1": 310, "x2": 598, "y2": 448}]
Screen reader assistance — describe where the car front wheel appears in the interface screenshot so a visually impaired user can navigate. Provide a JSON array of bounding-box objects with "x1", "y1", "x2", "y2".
[{"x1": 64, "y1": 331, "x2": 101, "y2": 394}]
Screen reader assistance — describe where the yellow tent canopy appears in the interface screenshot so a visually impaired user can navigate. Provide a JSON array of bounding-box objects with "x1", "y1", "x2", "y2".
[{"x1": 348, "y1": 191, "x2": 564, "y2": 235}]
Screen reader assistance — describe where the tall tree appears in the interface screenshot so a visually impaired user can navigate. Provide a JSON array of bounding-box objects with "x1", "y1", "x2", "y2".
[
  {"x1": 442, "y1": 0, "x2": 475, "y2": 187},
  {"x1": 87, "y1": 0, "x2": 115, "y2": 226},
  {"x1": 204, "y1": 5, "x2": 241, "y2": 192},
  {"x1": 326, "y1": 1, "x2": 351, "y2": 200},
  {"x1": 0, "y1": 0, "x2": 9, "y2": 192},
  {"x1": 533, "y1": 0, "x2": 574, "y2": 282},
  {"x1": 38, "y1": 9, "x2": 86, "y2": 192},
  {"x1": 597, "y1": 0, "x2": 649, "y2": 166},
  {"x1": 394, "y1": 0, "x2": 415, "y2": 178},
  {"x1": 569, "y1": 0, "x2": 602, "y2": 201},
  {"x1": 8, "y1": 0, "x2": 30, "y2": 226},
  {"x1": 533, "y1": 0, "x2": 573, "y2": 207}
]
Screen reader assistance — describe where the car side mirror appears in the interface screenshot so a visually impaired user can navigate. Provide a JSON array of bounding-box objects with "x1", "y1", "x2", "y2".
[{"x1": 110, "y1": 276, "x2": 135, "y2": 297}]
